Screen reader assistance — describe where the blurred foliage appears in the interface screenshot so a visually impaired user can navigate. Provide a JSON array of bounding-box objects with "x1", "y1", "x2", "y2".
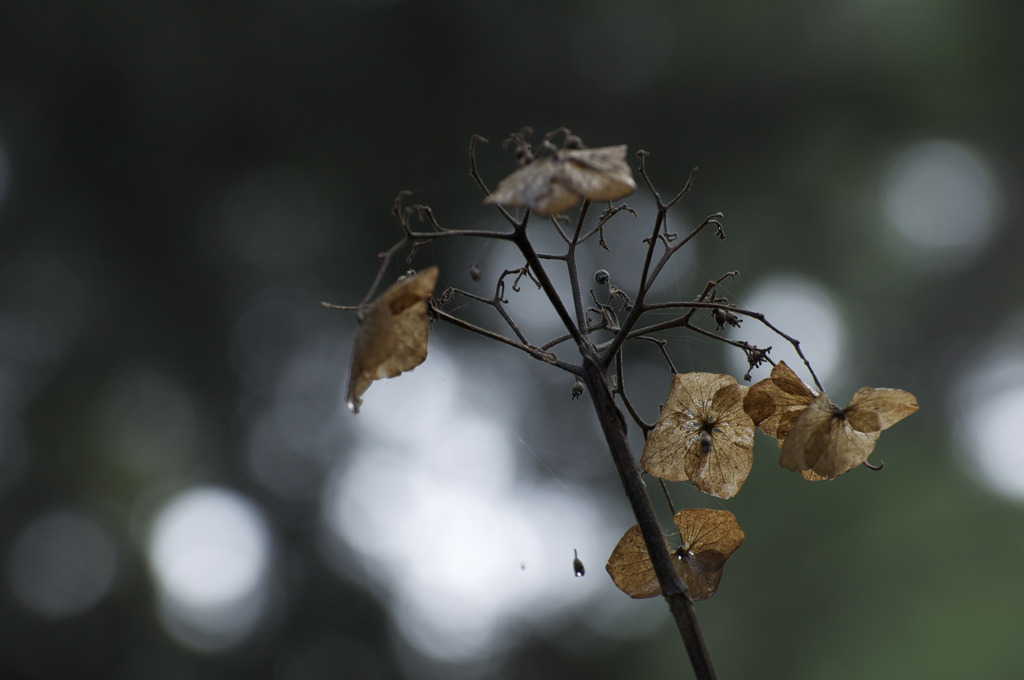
[{"x1": 0, "y1": 0, "x2": 1022, "y2": 678}]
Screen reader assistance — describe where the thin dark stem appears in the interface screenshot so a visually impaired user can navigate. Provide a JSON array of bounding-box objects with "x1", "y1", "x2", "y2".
[
  {"x1": 630, "y1": 301, "x2": 823, "y2": 391},
  {"x1": 566, "y1": 201, "x2": 592, "y2": 347},
  {"x1": 636, "y1": 335, "x2": 677, "y2": 374},
  {"x1": 446, "y1": 285, "x2": 532, "y2": 346},
  {"x1": 430, "y1": 303, "x2": 580, "y2": 374},
  {"x1": 613, "y1": 351, "x2": 654, "y2": 433},
  {"x1": 641, "y1": 212, "x2": 725, "y2": 296},
  {"x1": 598, "y1": 208, "x2": 666, "y2": 367},
  {"x1": 513, "y1": 229, "x2": 590, "y2": 352},
  {"x1": 659, "y1": 478, "x2": 678, "y2": 516}
]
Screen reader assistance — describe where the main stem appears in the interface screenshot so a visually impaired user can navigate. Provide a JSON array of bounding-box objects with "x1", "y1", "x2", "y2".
[
  {"x1": 511, "y1": 217, "x2": 716, "y2": 679},
  {"x1": 580, "y1": 356, "x2": 717, "y2": 680}
]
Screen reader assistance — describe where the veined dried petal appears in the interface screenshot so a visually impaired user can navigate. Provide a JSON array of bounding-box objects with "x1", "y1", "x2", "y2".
[
  {"x1": 673, "y1": 509, "x2": 745, "y2": 601},
  {"x1": 605, "y1": 523, "x2": 663, "y2": 599},
  {"x1": 846, "y1": 387, "x2": 919, "y2": 433},
  {"x1": 743, "y1": 361, "x2": 817, "y2": 441}
]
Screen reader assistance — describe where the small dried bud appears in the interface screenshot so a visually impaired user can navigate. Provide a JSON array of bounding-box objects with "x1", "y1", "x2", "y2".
[
  {"x1": 595, "y1": 269, "x2": 610, "y2": 286},
  {"x1": 712, "y1": 307, "x2": 742, "y2": 331},
  {"x1": 571, "y1": 377, "x2": 585, "y2": 400},
  {"x1": 573, "y1": 549, "x2": 585, "y2": 577}
]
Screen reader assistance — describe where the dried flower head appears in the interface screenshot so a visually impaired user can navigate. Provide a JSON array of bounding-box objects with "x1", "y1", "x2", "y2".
[
  {"x1": 641, "y1": 373, "x2": 756, "y2": 499},
  {"x1": 780, "y1": 388, "x2": 919, "y2": 479},
  {"x1": 605, "y1": 509, "x2": 744, "y2": 600},
  {"x1": 346, "y1": 266, "x2": 439, "y2": 414},
  {"x1": 744, "y1": 362, "x2": 918, "y2": 479}
]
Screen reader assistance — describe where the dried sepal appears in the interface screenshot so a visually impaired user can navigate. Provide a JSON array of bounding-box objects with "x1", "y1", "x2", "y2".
[
  {"x1": 605, "y1": 509, "x2": 744, "y2": 601},
  {"x1": 780, "y1": 388, "x2": 919, "y2": 480},
  {"x1": 484, "y1": 145, "x2": 636, "y2": 216},
  {"x1": 673, "y1": 509, "x2": 745, "y2": 601},
  {"x1": 845, "y1": 387, "x2": 920, "y2": 432},
  {"x1": 641, "y1": 373, "x2": 755, "y2": 499},
  {"x1": 346, "y1": 266, "x2": 440, "y2": 414},
  {"x1": 605, "y1": 523, "x2": 664, "y2": 599},
  {"x1": 742, "y1": 361, "x2": 818, "y2": 441},
  {"x1": 555, "y1": 145, "x2": 636, "y2": 201}
]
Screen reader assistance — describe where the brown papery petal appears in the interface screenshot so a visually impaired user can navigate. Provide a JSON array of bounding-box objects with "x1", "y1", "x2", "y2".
[
  {"x1": 742, "y1": 361, "x2": 817, "y2": 441},
  {"x1": 484, "y1": 145, "x2": 636, "y2": 216},
  {"x1": 346, "y1": 266, "x2": 439, "y2": 414},
  {"x1": 605, "y1": 523, "x2": 664, "y2": 599},
  {"x1": 556, "y1": 145, "x2": 637, "y2": 202},
  {"x1": 484, "y1": 158, "x2": 584, "y2": 216},
  {"x1": 673, "y1": 509, "x2": 744, "y2": 601},
  {"x1": 780, "y1": 393, "x2": 881, "y2": 479},
  {"x1": 846, "y1": 388, "x2": 919, "y2": 433}
]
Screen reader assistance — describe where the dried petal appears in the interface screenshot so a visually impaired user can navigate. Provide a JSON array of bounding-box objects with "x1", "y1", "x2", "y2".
[
  {"x1": 346, "y1": 266, "x2": 439, "y2": 413},
  {"x1": 743, "y1": 361, "x2": 817, "y2": 441},
  {"x1": 673, "y1": 509, "x2": 745, "y2": 601},
  {"x1": 484, "y1": 145, "x2": 636, "y2": 216},
  {"x1": 845, "y1": 388, "x2": 919, "y2": 432},
  {"x1": 484, "y1": 158, "x2": 583, "y2": 216},
  {"x1": 605, "y1": 523, "x2": 663, "y2": 599},
  {"x1": 605, "y1": 509, "x2": 744, "y2": 600},
  {"x1": 780, "y1": 393, "x2": 882, "y2": 479},
  {"x1": 555, "y1": 145, "x2": 636, "y2": 202},
  {"x1": 641, "y1": 373, "x2": 755, "y2": 499}
]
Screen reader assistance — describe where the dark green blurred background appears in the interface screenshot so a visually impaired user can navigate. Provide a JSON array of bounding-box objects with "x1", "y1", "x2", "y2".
[{"x1": 2, "y1": 1, "x2": 1023, "y2": 678}]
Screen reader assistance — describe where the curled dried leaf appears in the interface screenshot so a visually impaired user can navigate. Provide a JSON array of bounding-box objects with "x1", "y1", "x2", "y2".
[
  {"x1": 484, "y1": 145, "x2": 636, "y2": 216},
  {"x1": 641, "y1": 373, "x2": 755, "y2": 499},
  {"x1": 605, "y1": 509, "x2": 744, "y2": 600},
  {"x1": 780, "y1": 388, "x2": 919, "y2": 480},
  {"x1": 346, "y1": 266, "x2": 439, "y2": 413},
  {"x1": 742, "y1": 361, "x2": 817, "y2": 441}
]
